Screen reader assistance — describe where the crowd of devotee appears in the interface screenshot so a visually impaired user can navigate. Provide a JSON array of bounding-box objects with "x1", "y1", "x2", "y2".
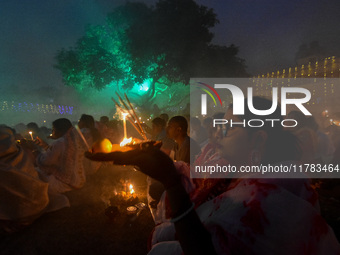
[{"x1": 1, "y1": 97, "x2": 340, "y2": 254}]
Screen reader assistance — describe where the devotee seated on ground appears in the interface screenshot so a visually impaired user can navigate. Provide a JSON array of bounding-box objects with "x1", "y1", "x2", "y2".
[
  {"x1": 78, "y1": 114, "x2": 102, "y2": 143},
  {"x1": 147, "y1": 115, "x2": 200, "y2": 219},
  {"x1": 86, "y1": 97, "x2": 340, "y2": 255},
  {"x1": 27, "y1": 122, "x2": 49, "y2": 143},
  {"x1": 166, "y1": 116, "x2": 201, "y2": 164},
  {"x1": 194, "y1": 112, "x2": 225, "y2": 168},
  {"x1": 78, "y1": 114, "x2": 102, "y2": 175},
  {"x1": 100, "y1": 116, "x2": 110, "y2": 126},
  {"x1": 144, "y1": 117, "x2": 176, "y2": 221},
  {"x1": 151, "y1": 117, "x2": 175, "y2": 156},
  {"x1": 96, "y1": 117, "x2": 121, "y2": 144},
  {"x1": 189, "y1": 117, "x2": 208, "y2": 148},
  {"x1": 12, "y1": 123, "x2": 27, "y2": 140},
  {"x1": 34, "y1": 118, "x2": 87, "y2": 194},
  {"x1": 149, "y1": 115, "x2": 200, "y2": 215},
  {"x1": 0, "y1": 126, "x2": 68, "y2": 232}
]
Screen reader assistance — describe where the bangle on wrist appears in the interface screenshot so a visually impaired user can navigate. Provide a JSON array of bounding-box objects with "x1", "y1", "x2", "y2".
[{"x1": 170, "y1": 202, "x2": 195, "y2": 223}]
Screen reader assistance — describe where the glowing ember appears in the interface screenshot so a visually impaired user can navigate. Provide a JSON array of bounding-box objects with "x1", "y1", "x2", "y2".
[{"x1": 120, "y1": 137, "x2": 132, "y2": 147}]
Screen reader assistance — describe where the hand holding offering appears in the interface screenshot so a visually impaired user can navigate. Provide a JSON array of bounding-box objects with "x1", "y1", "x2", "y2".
[
  {"x1": 85, "y1": 140, "x2": 178, "y2": 188},
  {"x1": 91, "y1": 138, "x2": 113, "y2": 153}
]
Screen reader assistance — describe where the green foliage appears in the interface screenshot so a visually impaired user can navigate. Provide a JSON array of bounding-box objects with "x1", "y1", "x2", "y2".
[{"x1": 55, "y1": 0, "x2": 248, "y2": 104}]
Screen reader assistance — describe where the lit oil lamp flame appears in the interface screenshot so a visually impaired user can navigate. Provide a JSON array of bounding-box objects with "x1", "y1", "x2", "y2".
[
  {"x1": 120, "y1": 137, "x2": 132, "y2": 147},
  {"x1": 129, "y1": 184, "x2": 135, "y2": 194}
]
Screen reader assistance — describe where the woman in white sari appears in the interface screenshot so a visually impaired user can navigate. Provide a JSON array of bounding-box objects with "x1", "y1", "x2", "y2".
[{"x1": 0, "y1": 126, "x2": 67, "y2": 232}]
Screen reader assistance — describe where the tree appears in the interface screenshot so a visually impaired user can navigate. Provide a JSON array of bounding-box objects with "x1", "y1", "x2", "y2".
[{"x1": 55, "y1": 0, "x2": 247, "y2": 107}]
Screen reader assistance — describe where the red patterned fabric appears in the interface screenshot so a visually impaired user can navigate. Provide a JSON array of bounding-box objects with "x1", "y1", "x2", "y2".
[{"x1": 149, "y1": 163, "x2": 340, "y2": 255}]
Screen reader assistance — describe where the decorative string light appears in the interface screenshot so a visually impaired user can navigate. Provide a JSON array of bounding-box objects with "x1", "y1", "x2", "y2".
[
  {"x1": 253, "y1": 56, "x2": 339, "y2": 111},
  {"x1": 0, "y1": 100, "x2": 74, "y2": 115}
]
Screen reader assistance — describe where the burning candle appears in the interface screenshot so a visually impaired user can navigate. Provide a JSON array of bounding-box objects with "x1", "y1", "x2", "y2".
[
  {"x1": 29, "y1": 131, "x2": 33, "y2": 140},
  {"x1": 120, "y1": 112, "x2": 133, "y2": 147},
  {"x1": 122, "y1": 112, "x2": 128, "y2": 139}
]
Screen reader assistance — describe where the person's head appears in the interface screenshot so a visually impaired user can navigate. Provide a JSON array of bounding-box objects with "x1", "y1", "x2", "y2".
[
  {"x1": 152, "y1": 117, "x2": 166, "y2": 136},
  {"x1": 166, "y1": 116, "x2": 188, "y2": 140},
  {"x1": 52, "y1": 118, "x2": 72, "y2": 139},
  {"x1": 100, "y1": 116, "x2": 109, "y2": 125},
  {"x1": 26, "y1": 122, "x2": 39, "y2": 133},
  {"x1": 159, "y1": 113, "x2": 169, "y2": 124},
  {"x1": 79, "y1": 114, "x2": 101, "y2": 141},
  {"x1": 217, "y1": 97, "x2": 301, "y2": 166},
  {"x1": 78, "y1": 114, "x2": 95, "y2": 130},
  {"x1": 14, "y1": 123, "x2": 27, "y2": 135}
]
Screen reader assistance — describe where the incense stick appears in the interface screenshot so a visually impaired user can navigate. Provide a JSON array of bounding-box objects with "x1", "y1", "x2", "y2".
[
  {"x1": 124, "y1": 93, "x2": 147, "y2": 139},
  {"x1": 115, "y1": 92, "x2": 136, "y2": 122},
  {"x1": 126, "y1": 116, "x2": 144, "y2": 139},
  {"x1": 112, "y1": 96, "x2": 147, "y2": 140},
  {"x1": 75, "y1": 125, "x2": 91, "y2": 150},
  {"x1": 111, "y1": 97, "x2": 145, "y2": 139}
]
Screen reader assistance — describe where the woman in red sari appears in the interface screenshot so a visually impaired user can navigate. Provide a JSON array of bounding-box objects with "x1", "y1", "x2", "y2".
[{"x1": 86, "y1": 97, "x2": 340, "y2": 255}]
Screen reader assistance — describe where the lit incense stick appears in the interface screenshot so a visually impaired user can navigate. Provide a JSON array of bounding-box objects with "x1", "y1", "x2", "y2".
[
  {"x1": 111, "y1": 97, "x2": 144, "y2": 138},
  {"x1": 124, "y1": 93, "x2": 147, "y2": 140}
]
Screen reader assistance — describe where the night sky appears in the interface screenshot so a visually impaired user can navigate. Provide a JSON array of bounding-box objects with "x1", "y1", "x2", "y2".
[{"x1": 0, "y1": 0, "x2": 339, "y2": 93}]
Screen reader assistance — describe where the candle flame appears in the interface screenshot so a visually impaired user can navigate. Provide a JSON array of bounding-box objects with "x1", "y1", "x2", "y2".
[
  {"x1": 120, "y1": 137, "x2": 132, "y2": 147},
  {"x1": 129, "y1": 184, "x2": 135, "y2": 194},
  {"x1": 122, "y1": 112, "x2": 128, "y2": 119},
  {"x1": 29, "y1": 131, "x2": 33, "y2": 140}
]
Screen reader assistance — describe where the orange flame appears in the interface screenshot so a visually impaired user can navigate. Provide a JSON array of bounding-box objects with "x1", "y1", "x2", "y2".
[
  {"x1": 129, "y1": 184, "x2": 135, "y2": 194},
  {"x1": 120, "y1": 137, "x2": 132, "y2": 147}
]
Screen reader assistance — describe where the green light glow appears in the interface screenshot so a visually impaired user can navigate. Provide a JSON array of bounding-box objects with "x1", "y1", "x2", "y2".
[{"x1": 132, "y1": 79, "x2": 151, "y2": 94}]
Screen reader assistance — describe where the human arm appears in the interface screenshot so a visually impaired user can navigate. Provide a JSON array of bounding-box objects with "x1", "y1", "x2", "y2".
[
  {"x1": 35, "y1": 139, "x2": 62, "y2": 174},
  {"x1": 85, "y1": 146, "x2": 217, "y2": 255},
  {"x1": 34, "y1": 136, "x2": 49, "y2": 150}
]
